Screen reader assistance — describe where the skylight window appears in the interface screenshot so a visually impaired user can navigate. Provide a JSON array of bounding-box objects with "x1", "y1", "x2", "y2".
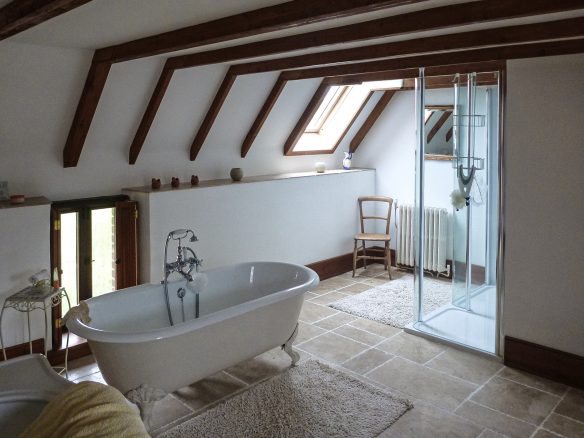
[{"x1": 287, "y1": 79, "x2": 403, "y2": 155}]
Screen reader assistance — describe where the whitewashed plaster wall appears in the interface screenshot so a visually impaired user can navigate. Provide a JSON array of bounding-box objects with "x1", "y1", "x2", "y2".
[
  {"x1": 503, "y1": 54, "x2": 584, "y2": 357},
  {"x1": 127, "y1": 170, "x2": 375, "y2": 283},
  {"x1": 0, "y1": 41, "x2": 349, "y2": 201},
  {"x1": 0, "y1": 205, "x2": 51, "y2": 348}
]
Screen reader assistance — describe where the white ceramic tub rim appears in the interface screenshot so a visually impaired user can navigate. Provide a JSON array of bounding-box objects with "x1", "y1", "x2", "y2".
[{"x1": 67, "y1": 262, "x2": 319, "y2": 344}]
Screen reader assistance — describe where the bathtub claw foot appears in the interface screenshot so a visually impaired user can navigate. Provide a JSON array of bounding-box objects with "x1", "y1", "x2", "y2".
[
  {"x1": 282, "y1": 323, "x2": 300, "y2": 366},
  {"x1": 125, "y1": 384, "x2": 167, "y2": 430}
]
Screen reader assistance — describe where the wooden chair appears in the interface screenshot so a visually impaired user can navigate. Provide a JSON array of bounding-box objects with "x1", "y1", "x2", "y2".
[{"x1": 353, "y1": 196, "x2": 394, "y2": 279}]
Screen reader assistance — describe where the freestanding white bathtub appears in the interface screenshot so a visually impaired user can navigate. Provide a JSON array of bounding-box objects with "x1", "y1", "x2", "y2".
[{"x1": 67, "y1": 261, "x2": 318, "y2": 425}]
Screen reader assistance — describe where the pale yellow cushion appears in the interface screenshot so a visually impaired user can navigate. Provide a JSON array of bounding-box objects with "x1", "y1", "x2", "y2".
[{"x1": 20, "y1": 381, "x2": 148, "y2": 438}]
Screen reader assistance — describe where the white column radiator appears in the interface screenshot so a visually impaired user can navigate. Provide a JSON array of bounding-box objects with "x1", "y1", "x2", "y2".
[{"x1": 396, "y1": 204, "x2": 448, "y2": 273}]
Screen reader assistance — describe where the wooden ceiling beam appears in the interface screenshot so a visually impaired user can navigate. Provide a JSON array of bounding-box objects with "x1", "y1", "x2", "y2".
[
  {"x1": 426, "y1": 111, "x2": 451, "y2": 144},
  {"x1": 279, "y1": 39, "x2": 584, "y2": 81},
  {"x1": 283, "y1": 80, "x2": 330, "y2": 156},
  {"x1": 129, "y1": 65, "x2": 174, "y2": 164},
  {"x1": 65, "y1": 0, "x2": 419, "y2": 167},
  {"x1": 230, "y1": 17, "x2": 584, "y2": 76},
  {"x1": 190, "y1": 68, "x2": 237, "y2": 161},
  {"x1": 350, "y1": 91, "x2": 396, "y2": 153},
  {"x1": 63, "y1": 57, "x2": 111, "y2": 168},
  {"x1": 170, "y1": 2, "x2": 584, "y2": 71},
  {"x1": 96, "y1": 0, "x2": 425, "y2": 63},
  {"x1": 241, "y1": 74, "x2": 288, "y2": 158},
  {"x1": 0, "y1": 0, "x2": 93, "y2": 40}
]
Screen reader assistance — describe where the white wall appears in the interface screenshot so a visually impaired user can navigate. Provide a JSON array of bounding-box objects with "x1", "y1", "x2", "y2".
[
  {"x1": 0, "y1": 41, "x2": 348, "y2": 202},
  {"x1": 128, "y1": 170, "x2": 375, "y2": 283},
  {"x1": 503, "y1": 54, "x2": 584, "y2": 357},
  {"x1": 0, "y1": 205, "x2": 51, "y2": 348}
]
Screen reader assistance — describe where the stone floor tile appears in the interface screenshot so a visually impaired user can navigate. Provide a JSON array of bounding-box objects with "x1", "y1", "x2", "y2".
[
  {"x1": 342, "y1": 348, "x2": 393, "y2": 375},
  {"x1": 66, "y1": 355, "x2": 100, "y2": 381},
  {"x1": 318, "y1": 276, "x2": 357, "y2": 290},
  {"x1": 297, "y1": 332, "x2": 369, "y2": 364},
  {"x1": 377, "y1": 332, "x2": 446, "y2": 364},
  {"x1": 295, "y1": 321, "x2": 327, "y2": 344},
  {"x1": 477, "y1": 430, "x2": 507, "y2": 438},
  {"x1": 313, "y1": 312, "x2": 357, "y2": 330},
  {"x1": 336, "y1": 282, "x2": 373, "y2": 294},
  {"x1": 555, "y1": 388, "x2": 584, "y2": 422},
  {"x1": 223, "y1": 348, "x2": 295, "y2": 385},
  {"x1": 298, "y1": 301, "x2": 338, "y2": 323},
  {"x1": 543, "y1": 412, "x2": 584, "y2": 438},
  {"x1": 498, "y1": 367, "x2": 568, "y2": 396},
  {"x1": 349, "y1": 318, "x2": 401, "y2": 338},
  {"x1": 426, "y1": 348, "x2": 503, "y2": 385},
  {"x1": 471, "y1": 377, "x2": 560, "y2": 425},
  {"x1": 334, "y1": 324, "x2": 385, "y2": 346},
  {"x1": 149, "y1": 394, "x2": 193, "y2": 431},
  {"x1": 532, "y1": 429, "x2": 561, "y2": 438},
  {"x1": 455, "y1": 401, "x2": 537, "y2": 438},
  {"x1": 73, "y1": 371, "x2": 107, "y2": 385},
  {"x1": 309, "y1": 291, "x2": 349, "y2": 305},
  {"x1": 358, "y1": 276, "x2": 391, "y2": 287},
  {"x1": 379, "y1": 403, "x2": 483, "y2": 438},
  {"x1": 367, "y1": 357, "x2": 477, "y2": 411}
]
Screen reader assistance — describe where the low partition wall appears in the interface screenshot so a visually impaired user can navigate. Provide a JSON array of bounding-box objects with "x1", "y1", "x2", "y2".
[{"x1": 124, "y1": 169, "x2": 375, "y2": 283}]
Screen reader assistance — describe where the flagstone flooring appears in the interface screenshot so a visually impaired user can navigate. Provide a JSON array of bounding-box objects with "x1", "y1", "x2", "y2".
[{"x1": 66, "y1": 265, "x2": 584, "y2": 437}]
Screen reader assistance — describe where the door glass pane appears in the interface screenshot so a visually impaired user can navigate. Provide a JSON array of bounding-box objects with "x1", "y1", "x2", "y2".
[
  {"x1": 91, "y1": 208, "x2": 116, "y2": 296},
  {"x1": 60, "y1": 212, "x2": 78, "y2": 313}
]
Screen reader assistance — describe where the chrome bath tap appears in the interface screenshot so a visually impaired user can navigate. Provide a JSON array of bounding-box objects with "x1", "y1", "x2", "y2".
[{"x1": 163, "y1": 229, "x2": 203, "y2": 326}]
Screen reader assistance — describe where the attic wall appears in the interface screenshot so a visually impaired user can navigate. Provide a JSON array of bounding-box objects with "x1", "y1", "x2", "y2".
[
  {"x1": 503, "y1": 53, "x2": 584, "y2": 357},
  {"x1": 0, "y1": 41, "x2": 349, "y2": 201}
]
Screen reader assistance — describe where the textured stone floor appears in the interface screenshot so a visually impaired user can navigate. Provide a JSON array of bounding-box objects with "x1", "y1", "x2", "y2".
[{"x1": 66, "y1": 265, "x2": 584, "y2": 437}]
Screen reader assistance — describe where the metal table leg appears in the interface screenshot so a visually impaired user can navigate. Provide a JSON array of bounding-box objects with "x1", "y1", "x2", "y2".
[{"x1": 27, "y1": 305, "x2": 32, "y2": 354}]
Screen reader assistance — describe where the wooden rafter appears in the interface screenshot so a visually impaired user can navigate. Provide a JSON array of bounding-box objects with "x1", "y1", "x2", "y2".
[
  {"x1": 426, "y1": 111, "x2": 451, "y2": 144},
  {"x1": 129, "y1": 65, "x2": 174, "y2": 164},
  {"x1": 96, "y1": 0, "x2": 425, "y2": 63},
  {"x1": 350, "y1": 91, "x2": 396, "y2": 153},
  {"x1": 65, "y1": 0, "x2": 416, "y2": 167},
  {"x1": 169, "y1": 3, "x2": 584, "y2": 71},
  {"x1": 0, "y1": 0, "x2": 93, "y2": 40},
  {"x1": 278, "y1": 39, "x2": 584, "y2": 81},
  {"x1": 166, "y1": 18, "x2": 584, "y2": 162},
  {"x1": 63, "y1": 58, "x2": 112, "y2": 168},
  {"x1": 190, "y1": 68, "x2": 237, "y2": 161},
  {"x1": 283, "y1": 80, "x2": 330, "y2": 156},
  {"x1": 241, "y1": 74, "x2": 287, "y2": 158},
  {"x1": 446, "y1": 127, "x2": 453, "y2": 143}
]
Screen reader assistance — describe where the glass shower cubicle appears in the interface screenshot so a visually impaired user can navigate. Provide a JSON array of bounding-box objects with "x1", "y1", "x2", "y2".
[{"x1": 407, "y1": 68, "x2": 501, "y2": 354}]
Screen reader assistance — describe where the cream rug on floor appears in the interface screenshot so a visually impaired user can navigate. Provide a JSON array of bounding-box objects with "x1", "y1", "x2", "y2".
[
  {"x1": 159, "y1": 361, "x2": 412, "y2": 438},
  {"x1": 329, "y1": 271, "x2": 451, "y2": 328}
]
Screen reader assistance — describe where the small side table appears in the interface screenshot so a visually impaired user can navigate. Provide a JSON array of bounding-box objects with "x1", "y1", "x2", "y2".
[{"x1": 0, "y1": 286, "x2": 70, "y2": 376}]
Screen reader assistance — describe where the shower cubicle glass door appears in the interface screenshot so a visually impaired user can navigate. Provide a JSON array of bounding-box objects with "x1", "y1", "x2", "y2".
[{"x1": 410, "y1": 68, "x2": 500, "y2": 354}]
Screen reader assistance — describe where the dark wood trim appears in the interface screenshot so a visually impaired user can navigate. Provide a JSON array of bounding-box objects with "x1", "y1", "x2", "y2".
[
  {"x1": 283, "y1": 80, "x2": 330, "y2": 156},
  {"x1": 62, "y1": 58, "x2": 112, "y2": 168},
  {"x1": 47, "y1": 338, "x2": 91, "y2": 366},
  {"x1": 505, "y1": 336, "x2": 584, "y2": 390},
  {"x1": 129, "y1": 66, "x2": 174, "y2": 164},
  {"x1": 307, "y1": 247, "x2": 395, "y2": 281},
  {"x1": 241, "y1": 74, "x2": 288, "y2": 158},
  {"x1": 350, "y1": 90, "x2": 395, "y2": 153},
  {"x1": 331, "y1": 91, "x2": 375, "y2": 153},
  {"x1": 0, "y1": 338, "x2": 45, "y2": 361},
  {"x1": 115, "y1": 200, "x2": 139, "y2": 289},
  {"x1": 50, "y1": 207, "x2": 62, "y2": 350},
  {"x1": 426, "y1": 110, "x2": 451, "y2": 144},
  {"x1": 0, "y1": 0, "x2": 93, "y2": 41},
  {"x1": 279, "y1": 39, "x2": 584, "y2": 81},
  {"x1": 96, "y1": 0, "x2": 425, "y2": 63},
  {"x1": 230, "y1": 17, "x2": 584, "y2": 76},
  {"x1": 190, "y1": 69, "x2": 237, "y2": 161},
  {"x1": 445, "y1": 127, "x2": 453, "y2": 143}
]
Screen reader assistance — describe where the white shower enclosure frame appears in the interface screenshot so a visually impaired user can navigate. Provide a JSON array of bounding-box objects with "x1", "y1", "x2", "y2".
[{"x1": 407, "y1": 67, "x2": 505, "y2": 356}]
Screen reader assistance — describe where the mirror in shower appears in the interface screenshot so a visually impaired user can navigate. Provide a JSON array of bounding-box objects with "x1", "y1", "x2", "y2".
[{"x1": 424, "y1": 105, "x2": 454, "y2": 160}]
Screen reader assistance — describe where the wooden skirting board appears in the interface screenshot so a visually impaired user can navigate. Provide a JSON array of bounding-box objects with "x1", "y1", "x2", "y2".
[
  {"x1": 306, "y1": 246, "x2": 395, "y2": 281},
  {"x1": 0, "y1": 338, "x2": 45, "y2": 361},
  {"x1": 504, "y1": 336, "x2": 584, "y2": 390}
]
